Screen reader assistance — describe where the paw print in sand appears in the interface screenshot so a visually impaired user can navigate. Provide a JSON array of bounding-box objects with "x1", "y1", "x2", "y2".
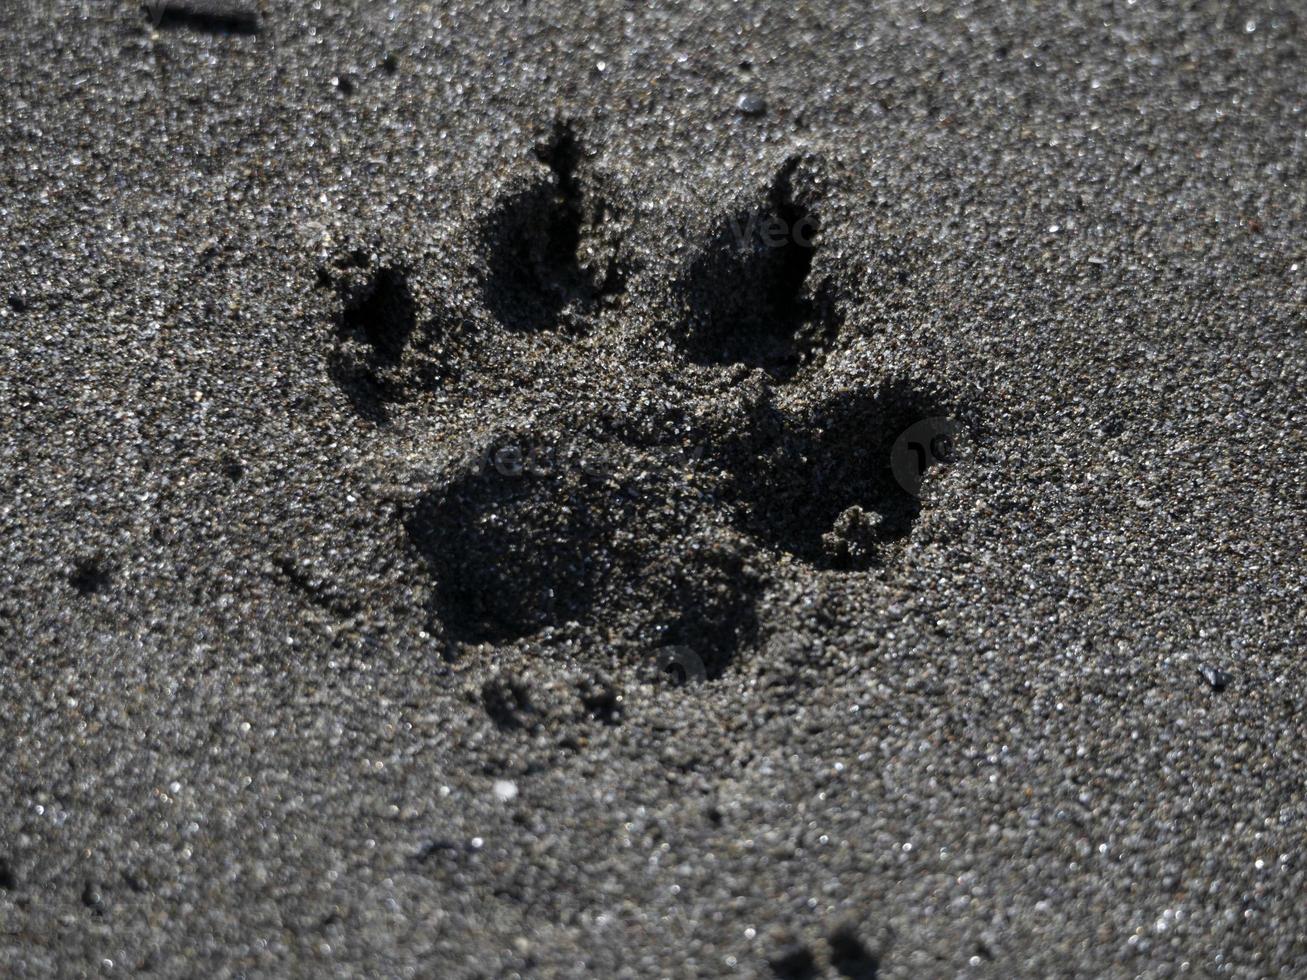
[{"x1": 317, "y1": 123, "x2": 969, "y2": 678}]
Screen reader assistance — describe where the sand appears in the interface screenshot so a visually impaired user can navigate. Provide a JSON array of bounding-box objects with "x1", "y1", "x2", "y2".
[{"x1": 1, "y1": 0, "x2": 1304, "y2": 976}]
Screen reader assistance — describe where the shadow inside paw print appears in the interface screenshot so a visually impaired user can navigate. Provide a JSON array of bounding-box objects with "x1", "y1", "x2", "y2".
[
  {"x1": 407, "y1": 449, "x2": 613, "y2": 643},
  {"x1": 323, "y1": 252, "x2": 418, "y2": 422},
  {"x1": 339, "y1": 265, "x2": 414, "y2": 365},
  {"x1": 320, "y1": 245, "x2": 463, "y2": 423},
  {"x1": 721, "y1": 381, "x2": 953, "y2": 570},
  {"x1": 404, "y1": 434, "x2": 761, "y2": 676},
  {"x1": 478, "y1": 120, "x2": 626, "y2": 333},
  {"x1": 676, "y1": 154, "x2": 841, "y2": 379}
]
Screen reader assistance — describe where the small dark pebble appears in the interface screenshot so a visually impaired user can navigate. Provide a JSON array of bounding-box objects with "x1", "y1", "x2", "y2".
[
  {"x1": 481, "y1": 676, "x2": 534, "y2": 730},
  {"x1": 736, "y1": 93, "x2": 768, "y2": 117},
  {"x1": 413, "y1": 839, "x2": 458, "y2": 862},
  {"x1": 769, "y1": 942, "x2": 817, "y2": 979},
  {"x1": 412, "y1": 838, "x2": 480, "y2": 863},
  {"x1": 1198, "y1": 664, "x2": 1232, "y2": 691},
  {"x1": 829, "y1": 923, "x2": 880, "y2": 979},
  {"x1": 6, "y1": 294, "x2": 26, "y2": 313},
  {"x1": 0, "y1": 857, "x2": 15, "y2": 889},
  {"x1": 69, "y1": 557, "x2": 110, "y2": 596},
  {"x1": 334, "y1": 74, "x2": 357, "y2": 96},
  {"x1": 81, "y1": 880, "x2": 105, "y2": 914},
  {"x1": 121, "y1": 871, "x2": 148, "y2": 893}
]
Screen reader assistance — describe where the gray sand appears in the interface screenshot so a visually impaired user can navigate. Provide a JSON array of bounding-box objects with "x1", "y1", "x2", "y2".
[{"x1": 1, "y1": 1, "x2": 1304, "y2": 976}]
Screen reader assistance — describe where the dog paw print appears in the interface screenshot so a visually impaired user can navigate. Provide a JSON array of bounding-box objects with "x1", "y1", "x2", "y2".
[{"x1": 317, "y1": 125, "x2": 970, "y2": 676}]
